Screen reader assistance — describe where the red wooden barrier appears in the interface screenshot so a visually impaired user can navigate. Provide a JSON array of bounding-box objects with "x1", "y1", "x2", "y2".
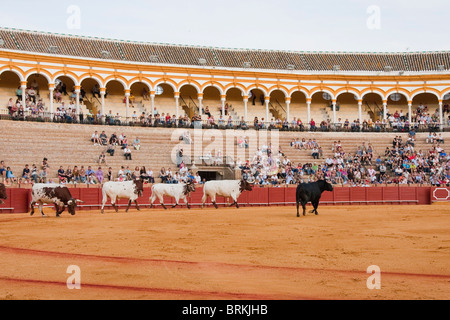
[
  {"x1": 430, "y1": 187, "x2": 450, "y2": 203},
  {"x1": 0, "y1": 185, "x2": 439, "y2": 214}
]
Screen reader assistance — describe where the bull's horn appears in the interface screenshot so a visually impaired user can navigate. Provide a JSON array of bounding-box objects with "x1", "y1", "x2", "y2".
[{"x1": 76, "y1": 199, "x2": 85, "y2": 203}]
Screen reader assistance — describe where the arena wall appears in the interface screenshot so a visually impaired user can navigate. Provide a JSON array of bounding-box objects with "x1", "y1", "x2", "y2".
[{"x1": 0, "y1": 185, "x2": 441, "y2": 214}]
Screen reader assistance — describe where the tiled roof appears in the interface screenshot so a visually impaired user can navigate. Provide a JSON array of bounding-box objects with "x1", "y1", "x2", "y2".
[{"x1": 0, "y1": 28, "x2": 449, "y2": 72}]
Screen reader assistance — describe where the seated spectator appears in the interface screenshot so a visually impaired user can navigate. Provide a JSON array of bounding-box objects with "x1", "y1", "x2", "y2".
[
  {"x1": 98, "y1": 152, "x2": 107, "y2": 165},
  {"x1": 28, "y1": 87, "x2": 37, "y2": 103},
  {"x1": 54, "y1": 90, "x2": 62, "y2": 103},
  {"x1": 91, "y1": 131, "x2": 100, "y2": 145},
  {"x1": 106, "y1": 143, "x2": 115, "y2": 157},
  {"x1": 65, "y1": 166, "x2": 73, "y2": 183},
  {"x1": 122, "y1": 135, "x2": 129, "y2": 148},
  {"x1": 117, "y1": 166, "x2": 126, "y2": 182},
  {"x1": 86, "y1": 166, "x2": 95, "y2": 180},
  {"x1": 124, "y1": 146, "x2": 132, "y2": 160},
  {"x1": 96, "y1": 167, "x2": 104, "y2": 184},
  {"x1": 99, "y1": 131, "x2": 108, "y2": 145},
  {"x1": 426, "y1": 132, "x2": 435, "y2": 144},
  {"x1": 57, "y1": 166, "x2": 66, "y2": 183},
  {"x1": 437, "y1": 133, "x2": 445, "y2": 144},
  {"x1": 109, "y1": 132, "x2": 119, "y2": 145},
  {"x1": 39, "y1": 167, "x2": 48, "y2": 183},
  {"x1": 77, "y1": 166, "x2": 85, "y2": 183},
  {"x1": 22, "y1": 164, "x2": 31, "y2": 180},
  {"x1": 133, "y1": 137, "x2": 141, "y2": 151},
  {"x1": 30, "y1": 164, "x2": 39, "y2": 183},
  {"x1": 240, "y1": 117, "x2": 249, "y2": 130},
  {"x1": 310, "y1": 119, "x2": 316, "y2": 131},
  {"x1": 87, "y1": 171, "x2": 97, "y2": 184},
  {"x1": 147, "y1": 168, "x2": 155, "y2": 183},
  {"x1": 106, "y1": 167, "x2": 113, "y2": 181},
  {"x1": 118, "y1": 133, "x2": 125, "y2": 146},
  {"x1": 194, "y1": 172, "x2": 202, "y2": 184},
  {"x1": 204, "y1": 106, "x2": 212, "y2": 118},
  {"x1": 139, "y1": 166, "x2": 148, "y2": 181},
  {"x1": 312, "y1": 147, "x2": 320, "y2": 159},
  {"x1": 159, "y1": 167, "x2": 167, "y2": 183},
  {"x1": 6, "y1": 167, "x2": 17, "y2": 184},
  {"x1": 72, "y1": 166, "x2": 80, "y2": 184}
]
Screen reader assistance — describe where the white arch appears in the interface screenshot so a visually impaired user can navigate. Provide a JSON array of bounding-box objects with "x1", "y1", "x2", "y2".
[
  {"x1": 129, "y1": 79, "x2": 153, "y2": 91},
  {"x1": 289, "y1": 89, "x2": 309, "y2": 100},
  {"x1": 361, "y1": 91, "x2": 385, "y2": 101},
  {"x1": 335, "y1": 90, "x2": 361, "y2": 101},
  {"x1": 52, "y1": 74, "x2": 79, "y2": 86},
  {"x1": 386, "y1": 92, "x2": 409, "y2": 102},
  {"x1": 178, "y1": 82, "x2": 201, "y2": 93},
  {"x1": 310, "y1": 89, "x2": 335, "y2": 101},
  {"x1": 0, "y1": 68, "x2": 25, "y2": 82},
  {"x1": 202, "y1": 84, "x2": 224, "y2": 96},
  {"x1": 24, "y1": 71, "x2": 52, "y2": 84},
  {"x1": 225, "y1": 86, "x2": 245, "y2": 96},
  {"x1": 441, "y1": 90, "x2": 450, "y2": 100},
  {"x1": 268, "y1": 87, "x2": 288, "y2": 97},
  {"x1": 104, "y1": 78, "x2": 128, "y2": 90},
  {"x1": 410, "y1": 91, "x2": 440, "y2": 102},
  {"x1": 79, "y1": 75, "x2": 104, "y2": 88},
  {"x1": 153, "y1": 80, "x2": 177, "y2": 93},
  {"x1": 247, "y1": 86, "x2": 268, "y2": 97}
]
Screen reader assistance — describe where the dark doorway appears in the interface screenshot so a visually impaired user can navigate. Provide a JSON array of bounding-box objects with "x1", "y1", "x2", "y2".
[{"x1": 198, "y1": 171, "x2": 221, "y2": 182}]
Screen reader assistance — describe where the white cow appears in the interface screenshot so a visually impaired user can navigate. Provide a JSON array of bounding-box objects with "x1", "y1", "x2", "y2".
[
  {"x1": 202, "y1": 179, "x2": 253, "y2": 209},
  {"x1": 150, "y1": 181, "x2": 196, "y2": 210},
  {"x1": 101, "y1": 179, "x2": 144, "y2": 214}
]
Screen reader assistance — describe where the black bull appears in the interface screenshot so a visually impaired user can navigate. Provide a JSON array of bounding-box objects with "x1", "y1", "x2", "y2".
[{"x1": 296, "y1": 180, "x2": 333, "y2": 217}]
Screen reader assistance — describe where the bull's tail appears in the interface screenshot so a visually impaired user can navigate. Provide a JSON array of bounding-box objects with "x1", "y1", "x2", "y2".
[{"x1": 296, "y1": 184, "x2": 304, "y2": 218}]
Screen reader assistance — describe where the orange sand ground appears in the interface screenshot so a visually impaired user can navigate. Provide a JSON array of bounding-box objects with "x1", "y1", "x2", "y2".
[{"x1": 0, "y1": 204, "x2": 449, "y2": 300}]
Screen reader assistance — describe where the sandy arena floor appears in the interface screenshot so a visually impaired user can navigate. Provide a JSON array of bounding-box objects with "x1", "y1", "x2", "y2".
[{"x1": 0, "y1": 204, "x2": 449, "y2": 300}]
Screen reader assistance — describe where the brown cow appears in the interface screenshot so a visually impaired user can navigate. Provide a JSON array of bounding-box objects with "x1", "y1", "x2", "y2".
[{"x1": 30, "y1": 184, "x2": 84, "y2": 217}]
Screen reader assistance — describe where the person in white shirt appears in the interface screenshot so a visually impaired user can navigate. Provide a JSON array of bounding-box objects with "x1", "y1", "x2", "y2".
[
  {"x1": 91, "y1": 131, "x2": 100, "y2": 145},
  {"x1": 147, "y1": 168, "x2": 155, "y2": 183},
  {"x1": 124, "y1": 147, "x2": 132, "y2": 160},
  {"x1": 179, "y1": 164, "x2": 188, "y2": 175},
  {"x1": 28, "y1": 88, "x2": 37, "y2": 103},
  {"x1": 117, "y1": 167, "x2": 125, "y2": 181}
]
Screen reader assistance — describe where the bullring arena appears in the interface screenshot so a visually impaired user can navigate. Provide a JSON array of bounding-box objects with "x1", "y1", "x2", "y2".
[
  {"x1": 0, "y1": 28, "x2": 449, "y2": 300},
  {"x1": 0, "y1": 204, "x2": 449, "y2": 300}
]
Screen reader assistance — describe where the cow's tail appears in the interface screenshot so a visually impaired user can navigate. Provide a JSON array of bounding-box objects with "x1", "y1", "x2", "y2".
[
  {"x1": 149, "y1": 184, "x2": 155, "y2": 206},
  {"x1": 101, "y1": 187, "x2": 107, "y2": 213},
  {"x1": 201, "y1": 186, "x2": 207, "y2": 207}
]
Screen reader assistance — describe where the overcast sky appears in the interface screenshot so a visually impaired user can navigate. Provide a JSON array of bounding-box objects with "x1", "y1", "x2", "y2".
[{"x1": 1, "y1": 0, "x2": 449, "y2": 52}]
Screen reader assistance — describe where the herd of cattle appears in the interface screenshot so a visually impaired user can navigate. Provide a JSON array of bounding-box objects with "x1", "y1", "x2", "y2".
[{"x1": 0, "y1": 179, "x2": 333, "y2": 218}]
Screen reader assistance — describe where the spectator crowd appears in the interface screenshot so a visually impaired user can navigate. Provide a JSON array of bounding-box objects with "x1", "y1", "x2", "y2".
[{"x1": 237, "y1": 129, "x2": 449, "y2": 187}]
